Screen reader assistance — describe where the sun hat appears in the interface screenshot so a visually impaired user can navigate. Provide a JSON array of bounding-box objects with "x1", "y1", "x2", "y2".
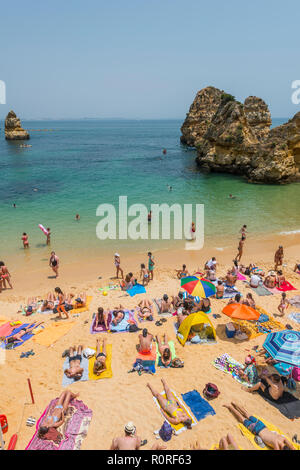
[
  {"x1": 115, "y1": 253, "x2": 120, "y2": 257},
  {"x1": 124, "y1": 422, "x2": 136, "y2": 435}
]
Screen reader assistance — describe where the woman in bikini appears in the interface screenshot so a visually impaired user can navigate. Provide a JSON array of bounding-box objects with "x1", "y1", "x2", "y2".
[
  {"x1": 156, "y1": 334, "x2": 172, "y2": 367},
  {"x1": 120, "y1": 274, "x2": 133, "y2": 291},
  {"x1": 49, "y1": 252, "x2": 59, "y2": 278},
  {"x1": 276, "y1": 270, "x2": 285, "y2": 288},
  {"x1": 54, "y1": 287, "x2": 69, "y2": 319},
  {"x1": 140, "y1": 263, "x2": 149, "y2": 286},
  {"x1": 172, "y1": 292, "x2": 184, "y2": 312},
  {"x1": 0, "y1": 322, "x2": 44, "y2": 347},
  {"x1": 112, "y1": 305, "x2": 125, "y2": 325},
  {"x1": 21, "y1": 232, "x2": 29, "y2": 249},
  {"x1": 93, "y1": 338, "x2": 107, "y2": 375},
  {"x1": 64, "y1": 345, "x2": 84, "y2": 381},
  {"x1": 94, "y1": 307, "x2": 109, "y2": 331},
  {"x1": 277, "y1": 292, "x2": 289, "y2": 316},
  {"x1": 114, "y1": 253, "x2": 124, "y2": 280},
  {"x1": 137, "y1": 299, "x2": 154, "y2": 321},
  {"x1": 243, "y1": 293, "x2": 256, "y2": 309},
  {"x1": 215, "y1": 280, "x2": 224, "y2": 299},
  {"x1": 147, "y1": 379, "x2": 192, "y2": 428},
  {"x1": 0, "y1": 262, "x2": 12, "y2": 289},
  {"x1": 38, "y1": 390, "x2": 79, "y2": 438}
]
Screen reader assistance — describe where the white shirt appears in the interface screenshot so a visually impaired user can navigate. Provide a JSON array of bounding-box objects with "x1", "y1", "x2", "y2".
[
  {"x1": 207, "y1": 259, "x2": 216, "y2": 269},
  {"x1": 250, "y1": 274, "x2": 260, "y2": 287}
]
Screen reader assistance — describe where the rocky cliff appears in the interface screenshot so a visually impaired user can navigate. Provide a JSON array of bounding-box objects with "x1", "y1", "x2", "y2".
[
  {"x1": 5, "y1": 111, "x2": 30, "y2": 140},
  {"x1": 180, "y1": 87, "x2": 300, "y2": 183}
]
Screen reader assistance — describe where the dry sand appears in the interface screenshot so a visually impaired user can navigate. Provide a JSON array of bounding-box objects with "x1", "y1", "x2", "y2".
[{"x1": 0, "y1": 232, "x2": 300, "y2": 450}]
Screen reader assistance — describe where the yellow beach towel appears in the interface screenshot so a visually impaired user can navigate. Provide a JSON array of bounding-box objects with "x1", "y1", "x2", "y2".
[
  {"x1": 88, "y1": 344, "x2": 112, "y2": 380},
  {"x1": 234, "y1": 309, "x2": 285, "y2": 340},
  {"x1": 71, "y1": 296, "x2": 92, "y2": 314},
  {"x1": 238, "y1": 415, "x2": 300, "y2": 450},
  {"x1": 153, "y1": 390, "x2": 197, "y2": 434},
  {"x1": 33, "y1": 321, "x2": 76, "y2": 347}
]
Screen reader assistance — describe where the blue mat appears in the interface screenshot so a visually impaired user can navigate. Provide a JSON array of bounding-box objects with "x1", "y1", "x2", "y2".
[
  {"x1": 0, "y1": 323, "x2": 35, "y2": 349},
  {"x1": 109, "y1": 310, "x2": 137, "y2": 332},
  {"x1": 127, "y1": 284, "x2": 146, "y2": 297},
  {"x1": 181, "y1": 390, "x2": 215, "y2": 421}
]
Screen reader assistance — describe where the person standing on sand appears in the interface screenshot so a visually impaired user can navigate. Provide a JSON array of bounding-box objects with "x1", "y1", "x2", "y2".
[
  {"x1": 49, "y1": 251, "x2": 59, "y2": 278},
  {"x1": 22, "y1": 232, "x2": 29, "y2": 249},
  {"x1": 235, "y1": 235, "x2": 245, "y2": 262},
  {"x1": 240, "y1": 224, "x2": 248, "y2": 238},
  {"x1": 274, "y1": 246, "x2": 284, "y2": 271},
  {"x1": 46, "y1": 227, "x2": 51, "y2": 245},
  {"x1": 0, "y1": 262, "x2": 12, "y2": 289},
  {"x1": 114, "y1": 253, "x2": 124, "y2": 279},
  {"x1": 148, "y1": 252, "x2": 155, "y2": 280}
]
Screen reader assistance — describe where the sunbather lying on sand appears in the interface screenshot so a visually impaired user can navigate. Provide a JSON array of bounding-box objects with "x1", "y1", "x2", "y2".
[
  {"x1": 94, "y1": 307, "x2": 109, "y2": 331},
  {"x1": 24, "y1": 297, "x2": 40, "y2": 315},
  {"x1": 245, "y1": 373, "x2": 285, "y2": 401},
  {"x1": 156, "y1": 334, "x2": 172, "y2": 367},
  {"x1": 38, "y1": 390, "x2": 79, "y2": 439},
  {"x1": 73, "y1": 292, "x2": 87, "y2": 308},
  {"x1": 64, "y1": 345, "x2": 84, "y2": 381},
  {"x1": 40, "y1": 293, "x2": 55, "y2": 312},
  {"x1": 147, "y1": 379, "x2": 192, "y2": 429},
  {"x1": 0, "y1": 321, "x2": 44, "y2": 346},
  {"x1": 224, "y1": 402, "x2": 294, "y2": 450},
  {"x1": 137, "y1": 328, "x2": 153, "y2": 353},
  {"x1": 137, "y1": 299, "x2": 154, "y2": 320},
  {"x1": 225, "y1": 272, "x2": 237, "y2": 287},
  {"x1": 112, "y1": 305, "x2": 125, "y2": 325},
  {"x1": 264, "y1": 271, "x2": 276, "y2": 288},
  {"x1": 191, "y1": 433, "x2": 239, "y2": 450},
  {"x1": 93, "y1": 338, "x2": 107, "y2": 375}
]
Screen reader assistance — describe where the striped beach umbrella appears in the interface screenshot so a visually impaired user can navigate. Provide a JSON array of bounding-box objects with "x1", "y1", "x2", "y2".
[
  {"x1": 263, "y1": 330, "x2": 300, "y2": 367},
  {"x1": 180, "y1": 276, "x2": 216, "y2": 298}
]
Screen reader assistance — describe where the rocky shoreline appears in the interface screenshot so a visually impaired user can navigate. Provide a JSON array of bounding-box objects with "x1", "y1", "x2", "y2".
[
  {"x1": 181, "y1": 87, "x2": 300, "y2": 183},
  {"x1": 5, "y1": 110, "x2": 30, "y2": 140}
]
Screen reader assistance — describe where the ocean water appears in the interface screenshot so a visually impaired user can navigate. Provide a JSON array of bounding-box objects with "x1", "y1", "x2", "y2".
[{"x1": 0, "y1": 118, "x2": 299, "y2": 260}]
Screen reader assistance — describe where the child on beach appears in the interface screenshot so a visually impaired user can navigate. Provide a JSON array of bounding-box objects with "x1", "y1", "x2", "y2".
[
  {"x1": 22, "y1": 232, "x2": 29, "y2": 249},
  {"x1": 277, "y1": 293, "x2": 289, "y2": 316},
  {"x1": 147, "y1": 252, "x2": 155, "y2": 280},
  {"x1": 140, "y1": 263, "x2": 149, "y2": 285},
  {"x1": 114, "y1": 253, "x2": 124, "y2": 279}
]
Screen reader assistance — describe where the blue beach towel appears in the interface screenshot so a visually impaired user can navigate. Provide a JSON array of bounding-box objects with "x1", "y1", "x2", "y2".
[
  {"x1": 289, "y1": 312, "x2": 300, "y2": 324},
  {"x1": 127, "y1": 284, "x2": 146, "y2": 297},
  {"x1": 62, "y1": 355, "x2": 89, "y2": 386},
  {"x1": 181, "y1": 390, "x2": 215, "y2": 421},
  {"x1": 0, "y1": 323, "x2": 37, "y2": 349},
  {"x1": 109, "y1": 310, "x2": 137, "y2": 332}
]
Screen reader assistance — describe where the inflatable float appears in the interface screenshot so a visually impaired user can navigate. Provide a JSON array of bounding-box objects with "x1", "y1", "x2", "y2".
[{"x1": 38, "y1": 224, "x2": 49, "y2": 236}]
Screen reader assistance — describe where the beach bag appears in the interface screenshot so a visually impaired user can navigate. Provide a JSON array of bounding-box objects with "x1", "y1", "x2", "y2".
[
  {"x1": 203, "y1": 383, "x2": 220, "y2": 399},
  {"x1": 292, "y1": 367, "x2": 300, "y2": 382},
  {"x1": 83, "y1": 348, "x2": 95, "y2": 359},
  {"x1": 158, "y1": 421, "x2": 173, "y2": 442},
  {"x1": 287, "y1": 377, "x2": 297, "y2": 391},
  {"x1": 126, "y1": 324, "x2": 140, "y2": 333}
]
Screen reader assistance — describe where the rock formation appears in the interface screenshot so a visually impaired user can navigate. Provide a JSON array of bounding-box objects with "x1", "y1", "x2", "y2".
[
  {"x1": 180, "y1": 87, "x2": 300, "y2": 183},
  {"x1": 5, "y1": 111, "x2": 30, "y2": 140}
]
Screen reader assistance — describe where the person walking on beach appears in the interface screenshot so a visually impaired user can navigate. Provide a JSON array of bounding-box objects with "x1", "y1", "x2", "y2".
[
  {"x1": 274, "y1": 246, "x2": 284, "y2": 271},
  {"x1": 22, "y1": 232, "x2": 29, "y2": 249},
  {"x1": 54, "y1": 286, "x2": 69, "y2": 319},
  {"x1": 277, "y1": 293, "x2": 289, "y2": 317},
  {"x1": 148, "y1": 252, "x2": 155, "y2": 280},
  {"x1": 49, "y1": 251, "x2": 59, "y2": 278},
  {"x1": 114, "y1": 253, "x2": 124, "y2": 279},
  {"x1": 235, "y1": 235, "x2": 245, "y2": 262},
  {"x1": 46, "y1": 227, "x2": 51, "y2": 245}
]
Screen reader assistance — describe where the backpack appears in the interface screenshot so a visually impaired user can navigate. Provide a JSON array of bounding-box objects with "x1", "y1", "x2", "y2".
[
  {"x1": 126, "y1": 324, "x2": 141, "y2": 333},
  {"x1": 159, "y1": 421, "x2": 173, "y2": 442},
  {"x1": 203, "y1": 383, "x2": 220, "y2": 399}
]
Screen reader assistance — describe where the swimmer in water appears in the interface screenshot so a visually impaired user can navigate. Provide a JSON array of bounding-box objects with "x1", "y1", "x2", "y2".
[
  {"x1": 75, "y1": 214, "x2": 80, "y2": 221},
  {"x1": 229, "y1": 194, "x2": 236, "y2": 199},
  {"x1": 13, "y1": 203, "x2": 16, "y2": 208},
  {"x1": 167, "y1": 185, "x2": 173, "y2": 191},
  {"x1": 22, "y1": 232, "x2": 29, "y2": 249},
  {"x1": 46, "y1": 228, "x2": 51, "y2": 245}
]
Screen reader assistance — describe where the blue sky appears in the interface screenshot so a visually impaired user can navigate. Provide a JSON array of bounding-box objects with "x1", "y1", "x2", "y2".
[{"x1": 0, "y1": 0, "x2": 299, "y2": 119}]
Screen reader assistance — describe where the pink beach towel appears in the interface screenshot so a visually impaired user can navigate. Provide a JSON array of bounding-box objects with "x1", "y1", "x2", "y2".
[
  {"x1": 0, "y1": 322, "x2": 14, "y2": 338},
  {"x1": 277, "y1": 281, "x2": 297, "y2": 292},
  {"x1": 26, "y1": 398, "x2": 92, "y2": 450},
  {"x1": 237, "y1": 272, "x2": 247, "y2": 281},
  {"x1": 90, "y1": 312, "x2": 112, "y2": 334}
]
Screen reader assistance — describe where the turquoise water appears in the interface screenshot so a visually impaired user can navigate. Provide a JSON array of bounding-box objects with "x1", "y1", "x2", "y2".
[{"x1": 0, "y1": 118, "x2": 299, "y2": 259}]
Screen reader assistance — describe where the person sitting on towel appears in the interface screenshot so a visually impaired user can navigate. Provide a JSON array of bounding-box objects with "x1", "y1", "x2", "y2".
[
  {"x1": 74, "y1": 292, "x2": 86, "y2": 308},
  {"x1": 238, "y1": 355, "x2": 259, "y2": 385},
  {"x1": 160, "y1": 294, "x2": 173, "y2": 313},
  {"x1": 94, "y1": 307, "x2": 109, "y2": 331},
  {"x1": 172, "y1": 292, "x2": 184, "y2": 310},
  {"x1": 224, "y1": 402, "x2": 294, "y2": 450},
  {"x1": 276, "y1": 270, "x2": 286, "y2": 289},
  {"x1": 137, "y1": 328, "x2": 153, "y2": 354},
  {"x1": 38, "y1": 390, "x2": 79, "y2": 439},
  {"x1": 225, "y1": 272, "x2": 237, "y2": 287},
  {"x1": 156, "y1": 334, "x2": 172, "y2": 367},
  {"x1": 227, "y1": 293, "x2": 242, "y2": 305},
  {"x1": 250, "y1": 273, "x2": 261, "y2": 288},
  {"x1": 93, "y1": 338, "x2": 107, "y2": 375},
  {"x1": 147, "y1": 378, "x2": 192, "y2": 429},
  {"x1": 245, "y1": 372, "x2": 285, "y2": 401},
  {"x1": 64, "y1": 345, "x2": 84, "y2": 381}
]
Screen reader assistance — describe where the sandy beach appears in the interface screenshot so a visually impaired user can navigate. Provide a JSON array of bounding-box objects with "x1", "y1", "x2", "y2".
[{"x1": 1, "y1": 231, "x2": 300, "y2": 450}]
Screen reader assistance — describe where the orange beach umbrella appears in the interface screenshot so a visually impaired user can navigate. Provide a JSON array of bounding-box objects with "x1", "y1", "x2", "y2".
[{"x1": 222, "y1": 303, "x2": 260, "y2": 321}]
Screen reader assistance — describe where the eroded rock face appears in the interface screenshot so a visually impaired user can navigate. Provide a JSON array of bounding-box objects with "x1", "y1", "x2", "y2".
[
  {"x1": 5, "y1": 111, "x2": 30, "y2": 140},
  {"x1": 180, "y1": 87, "x2": 300, "y2": 183}
]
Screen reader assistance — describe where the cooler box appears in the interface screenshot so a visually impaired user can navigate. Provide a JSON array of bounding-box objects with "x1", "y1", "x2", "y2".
[{"x1": 225, "y1": 323, "x2": 236, "y2": 338}]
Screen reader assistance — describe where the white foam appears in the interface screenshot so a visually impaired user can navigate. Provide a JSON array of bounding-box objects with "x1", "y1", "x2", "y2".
[{"x1": 279, "y1": 229, "x2": 300, "y2": 235}]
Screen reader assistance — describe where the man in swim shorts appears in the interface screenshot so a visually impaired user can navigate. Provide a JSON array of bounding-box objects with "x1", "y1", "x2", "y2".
[
  {"x1": 138, "y1": 328, "x2": 153, "y2": 354},
  {"x1": 64, "y1": 345, "x2": 84, "y2": 381}
]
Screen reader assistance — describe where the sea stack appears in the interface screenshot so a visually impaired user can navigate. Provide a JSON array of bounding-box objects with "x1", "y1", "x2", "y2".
[
  {"x1": 181, "y1": 87, "x2": 300, "y2": 184},
  {"x1": 5, "y1": 110, "x2": 30, "y2": 140}
]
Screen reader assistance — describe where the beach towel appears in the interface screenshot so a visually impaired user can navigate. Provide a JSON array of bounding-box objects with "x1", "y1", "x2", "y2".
[
  {"x1": 153, "y1": 390, "x2": 197, "y2": 434},
  {"x1": 109, "y1": 310, "x2": 137, "y2": 332},
  {"x1": 33, "y1": 321, "x2": 76, "y2": 347},
  {"x1": 153, "y1": 299, "x2": 173, "y2": 318},
  {"x1": 88, "y1": 344, "x2": 113, "y2": 380},
  {"x1": 250, "y1": 284, "x2": 273, "y2": 296},
  {"x1": 289, "y1": 296, "x2": 300, "y2": 309},
  {"x1": 127, "y1": 284, "x2": 146, "y2": 297},
  {"x1": 71, "y1": 296, "x2": 92, "y2": 314},
  {"x1": 289, "y1": 312, "x2": 300, "y2": 324},
  {"x1": 213, "y1": 353, "x2": 252, "y2": 387},
  {"x1": 277, "y1": 281, "x2": 297, "y2": 292},
  {"x1": 26, "y1": 398, "x2": 92, "y2": 450},
  {"x1": 134, "y1": 346, "x2": 157, "y2": 374},
  {"x1": 233, "y1": 311, "x2": 285, "y2": 340},
  {"x1": 257, "y1": 389, "x2": 300, "y2": 419},
  {"x1": 62, "y1": 356, "x2": 89, "y2": 386},
  {"x1": 237, "y1": 272, "x2": 247, "y2": 281},
  {"x1": 99, "y1": 284, "x2": 119, "y2": 292},
  {"x1": 181, "y1": 390, "x2": 215, "y2": 421},
  {"x1": 156, "y1": 341, "x2": 176, "y2": 367},
  {"x1": 0, "y1": 322, "x2": 15, "y2": 338},
  {"x1": 238, "y1": 415, "x2": 300, "y2": 450},
  {"x1": 0, "y1": 323, "x2": 42, "y2": 349},
  {"x1": 90, "y1": 312, "x2": 112, "y2": 334},
  {"x1": 223, "y1": 286, "x2": 241, "y2": 299}
]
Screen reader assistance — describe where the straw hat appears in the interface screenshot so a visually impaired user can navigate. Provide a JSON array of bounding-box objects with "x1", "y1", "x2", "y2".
[{"x1": 124, "y1": 422, "x2": 136, "y2": 435}]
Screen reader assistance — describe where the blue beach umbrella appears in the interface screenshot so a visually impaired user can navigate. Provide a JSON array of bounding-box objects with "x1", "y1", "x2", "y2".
[{"x1": 263, "y1": 330, "x2": 300, "y2": 367}]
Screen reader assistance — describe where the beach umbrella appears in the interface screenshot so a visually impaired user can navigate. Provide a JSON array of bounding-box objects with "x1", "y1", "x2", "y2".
[
  {"x1": 180, "y1": 276, "x2": 216, "y2": 298},
  {"x1": 263, "y1": 330, "x2": 300, "y2": 367},
  {"x1": 222, "y1": 303, "x2": 260, "y2": 321}
]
